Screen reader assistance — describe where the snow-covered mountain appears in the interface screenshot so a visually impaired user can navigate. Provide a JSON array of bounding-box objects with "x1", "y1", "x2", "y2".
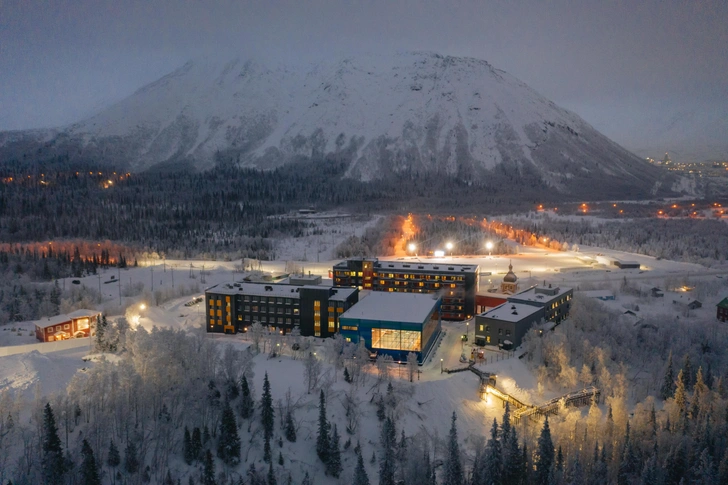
[{"x1": 0, "y1": 52, "x2": 674, "y2": 197}]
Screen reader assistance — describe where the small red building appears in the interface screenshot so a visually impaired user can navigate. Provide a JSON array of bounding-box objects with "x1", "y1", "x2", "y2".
[
  {"x1": 34, "y1": 309, "x2": 101, "y2": 342},
  {"x1": 718, "y1": 297, "x2": 728, "y2": 323}
]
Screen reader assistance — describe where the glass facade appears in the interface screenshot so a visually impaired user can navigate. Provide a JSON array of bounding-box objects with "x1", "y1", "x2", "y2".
[{"x1": 371, "y1": 328, "x2": 421, "y2": 351}]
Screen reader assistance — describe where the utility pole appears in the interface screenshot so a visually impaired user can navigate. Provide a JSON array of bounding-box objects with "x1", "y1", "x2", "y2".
[
  {"x1": 118, "y1": 265, "x2": 121, "y2": 305},
  {"x1": 97, "y1": 275, "x2": 101, "y2": 297},
  {"x1": 151, "y1": 267, "x2": 154, "y2": 292},
  {"x1": 171, "y1": 266, "x2": 174, "y2": 288}
]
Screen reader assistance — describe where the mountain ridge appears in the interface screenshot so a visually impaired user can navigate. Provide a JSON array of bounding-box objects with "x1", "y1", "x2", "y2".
[{"x1": 0, "y1": 51, "x2": 678, "y2": 199}]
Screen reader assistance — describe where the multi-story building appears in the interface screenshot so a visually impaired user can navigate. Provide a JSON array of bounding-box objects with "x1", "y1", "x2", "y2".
[
  {"x1": 339, "y1": 292, "x2": 442, "y2": 364},
  {"x1": 205, "y1": 282, "x2": 358, "y2": 338},
  {"x1": 333, "y1": 258, "x2": 478, "y2": 320},
  {"x1": 475, "y1": 284, "x2": 573, "y2": 348}
]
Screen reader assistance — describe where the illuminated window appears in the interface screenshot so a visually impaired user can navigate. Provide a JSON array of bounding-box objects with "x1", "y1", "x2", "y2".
[
  {"x1": 479, "y1": 325, "x2": 484, "y2": 332},
  {"x1": 314, "y1": 300, "x2": 321, "y2": 308},
  {"x1": 371, "y1": 328, "x2": 421, "y2": 351},
  {"x1": 341, "y1": 325, "x2": 358, "y2": 331},
  {"x1": 357, "y1": 272, "x2": 363, "y2": 277},
  {"x1": 64, "y1": 324, "x2": 70, "y2": 330},
  {"x1": 486, "y1": 336, "x2": 491, "y2": 343},
  {"x1": 328, "y1": 306, "x2": 334, "y2": 312}
]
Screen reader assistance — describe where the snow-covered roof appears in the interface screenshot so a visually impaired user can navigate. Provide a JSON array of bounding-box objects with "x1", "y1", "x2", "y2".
[
  {"x1": 478, "y1": 302, "x2": 542, "y2": 323},
  {"x1": 340, "y1": 292, "x2": 440, "y2": 324},
  {"x1": 718, "y1": 297, "x2": 728, "y2": 310},
  {"x1": 206, "y1": 282, "x2": 356, "y2": 301},
  {"x1": 374, "y1": 261, "x2": 478, "y2": 274},
  {"x1": 66, "y1": 309, "x2": 101, "y2": 319},
  {"x1": 34, "y1": 309, "x2": 99, "y2": 329},
  {"x1": 509, "y1": 285, "x2": 572, "y2": 305},
  {"x1": 580, "y1": 290, "x2": 614, "y2": 299}
]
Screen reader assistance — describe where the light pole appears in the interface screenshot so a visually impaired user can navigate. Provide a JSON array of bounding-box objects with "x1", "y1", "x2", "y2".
[
  {"x1": 466, "y1": 321, "x2": 469, "y2": 343},
  {"x1": 408, "y1": 243, "x2": 417, "y2": 258},
  {"x1": 446, "y1": 242, "x2": 453, "y2": 258},
  {"x1": 486, "y1": 241, "x2": 493, "y2": 257},
  {"x1": 440, "y1": 358, "x2": 444, "y2": 374}
]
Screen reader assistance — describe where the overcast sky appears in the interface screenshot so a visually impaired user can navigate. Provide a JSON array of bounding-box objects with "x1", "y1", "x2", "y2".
[{"x1": 1, "y1": 0, "x2": 726, "y2": 157}]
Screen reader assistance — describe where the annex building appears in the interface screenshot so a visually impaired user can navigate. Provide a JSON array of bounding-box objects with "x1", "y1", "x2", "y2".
[
  {"x1": 35, "y1": 309, "x2": 101, "y2": 342},
  {"x1": 333, "y1": 258, "x2": 478, "y2": 321},
  {"x1": 339, "y1": 292, "x2": 442, "y2": 364},
  {"x1": 205, "y1": 282, "x2": 358, "y2": 338},
  {"x1": 475, "y1": 284, "x2": 573, "y2": 348}
]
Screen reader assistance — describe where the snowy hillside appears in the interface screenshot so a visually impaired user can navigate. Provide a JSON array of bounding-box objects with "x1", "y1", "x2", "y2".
[{"x1": 0, "y1": 52, "x2": 673, "y2": 197}]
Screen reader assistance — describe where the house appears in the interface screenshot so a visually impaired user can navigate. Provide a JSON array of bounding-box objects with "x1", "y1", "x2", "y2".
[
  {"x1": 338, "y1": 292, "x2": 442, "y2": 364},
  {"x1": 205, "y1": 282, "x2": 358, "y2": 337},
  {"x1": 581, "y1": 290, "x2": 615, "y2": 301},
  {"x1": 638, "y1": 284, "x2": 664, "y2": 298},
  {"x1": 34, "y1": 309, "x2": 101, "y2": 342},
  {"x1": 717, "y1": 297, "x2": 728, "y2": 322},
  {"x1": 333, "y1": 258, "x2": 479, "y2": 320},
  {"x1": 671, "y1": 293, "x2": 702, "y2": 310},
  {"x1": 614, "y1": 260, "x2": 640, "y2": 269}
]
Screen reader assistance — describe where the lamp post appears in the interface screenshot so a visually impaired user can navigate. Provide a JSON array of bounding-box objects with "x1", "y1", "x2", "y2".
[
  {"x1": 486, "y1": 241, "x2": 493, "y2": 257},
  {"x1": 466, "y1": 321, "x2": 469, "y2": 343},
  {"x1": 408, "y1": 243, "x2": 417, "y2": 257},
  {"x1": 446, "y1": 242, "x2": 453, "y2": 258},
  {"x1": 440, "y1": 358, "x2": 444, "y2": 374}
]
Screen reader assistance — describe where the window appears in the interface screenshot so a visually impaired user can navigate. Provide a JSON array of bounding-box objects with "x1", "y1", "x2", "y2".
[
  {"x1": 244, "y1": 305, "x2": 250, "y2": 311},
  {"x1": 217, "y1": 310, "x2": 222, "y2": 317},
  {"x1": 485, "y1": 325, "x2": 490, "y2": 332},
  {"x1": 341, "y1": 325, "x2": 358, "y2": 331},
  {"x1": 479, "y1": 325, "x2": 484, "y2": 332},
  {"x1": 252, "y1": 306, "x2": 258, "y2": 312},
  {"x1": 47, "y1": 327, "x2": 53, "y2": 333},
  {"x1": 314, "y1": 300, "x2": 321, "y2": 308},
  {"x1": 486, "y1": 336, "x2": 491, "y2": 343},
  {"x1": 498, "y1": 329, "x2": 502, "y2": 335},
  {"x1": 286, "y1": 318, "x2": 291, "y2": 324},
  {"x1": 278, "y1": 317, "x2": 283, "y2": 324},
  {"x1": 371, "y1": 328, "x2": 421, "y2": 351},
  {"x1": 64, "y1": 324, "x2": 70, "y2": 330},
  {"x1": 244, "y1": 315, "x2": 251, "y2": 321},
  {"x1": 209, "y1": 308, "x2": 215, "y2": 316},
  {"x1": 261, "y1": 316, "x2": 267, "y2": 323},
  {"x1": 357, "y1": 272, "x2": 363, "y2": 277},
  {"x1": 506, "y1": 330, "x2": 511, "y2": 336}
]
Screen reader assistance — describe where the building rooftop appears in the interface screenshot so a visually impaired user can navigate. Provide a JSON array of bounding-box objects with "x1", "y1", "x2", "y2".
[
  {"x1": 373, "y1": 260, "x2": 478, "y2": 274},
  {"x1": 580, "y1": 290, "x2": 615, "y2": 299},
  {"x1": 478, "y1": 302, "x2": 542, "y2": 323},
  {"x1": 718, "y1": 297, "x2": 728, "y2": 310},
  {"x1": 508, "y1": 285, "x2": 572, "y2": 304},
  {"x1": 340, "y1": 292, "x2": 440, "y2": 324},
  {"x1": 35, "y1": 309, "x2": 100, "y2": 329},
  {"x1": 206, "y1": 282, "x2": 357, "y2": 301}
]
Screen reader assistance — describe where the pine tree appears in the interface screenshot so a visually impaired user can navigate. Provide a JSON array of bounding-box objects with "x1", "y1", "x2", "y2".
[
  {"x1": 683, "y1": 354, "x2": 694, "y2": 391},
  {"x1": 163, "y1": 470, "x2": 174, "y2": 485},
  {"x1": 376, "y1": 395, "x2": 386, "y2": 421},
  {"x1": 316, "y1": 389, "x2": 330, "y2": 464},
  {"x1": 202, "y1": 450, "x2": 216, "y2": 485},
  {"x1": 503, "y1": 426, "x2": 522, "y2": 485},
  {"x1": 692, "y1": 448, "x2": 715, "y2": 484},
  {"x1": 278, "y1": 451, "x2": 284, "y2": 466},
  {"x1": 378, "y1": 444, "x2": 396, "y2": 485},
  {"x1": 640, "y1": 454, "x2": 658, "y2": 485},
  {"x1": 80, "y1": 439, "x2": 102, "y2": 485},
  {"x1": 261, "y1": 373, "x2": 274, "y2": 439},
  {"x1": 240, "y1": 375, "x2": 254, "y2": 419},
  {"x1": 124, "y1": 440, "x2": 139, "y2": 475},
  {"x1": 301, "y1": 472, "x2": 311, "y2": 485},
  {"x1": 218, "y1": 400, "x2": 241, "y2": 465},
  {"x1": 485, "y1": 418, "x2": 503, "y2": 484},
  {"x1": 284, "y1": 409, "x2": 296, "y2": 442},
  {"x1": 534, "y1": 417, "x2": 554, "y2": 485},
  {"x1": 354, "y1": 451, "x2": 370, "y2": 485},
  {"x1": 267, "y1": 461, "x2": 277, "y2": 485},
  {"x1": 183, "y1": 426, "x2": 194, "y2": 465},
  {"x1": 42, "y1": 403, "x2": 67, "y2": 485},
  {"x1": 444, "y1": 412, "x2": 464, "y2": 485},
  {"x1": 327, "y1": 424, "x2": 342, "y2": 478},
  {"x1": 107, "y1": 439, "x2": 121, "y2": 484},
  {"x1": 191, "y1": 427, "x2": 203, "y2": 461},
  {"x1": 660, "y1": 351, "x2": 676, "y2": 400},
  {"x1": 674, "y1": 369, "x2": 687, "y2": 415},
  {"x1": 344, "y1": 367, "x2": 352, "y2": 383}
]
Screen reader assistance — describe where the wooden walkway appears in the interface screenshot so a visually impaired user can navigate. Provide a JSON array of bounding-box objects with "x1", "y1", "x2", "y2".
[{"x1": 484, "y1": 384, "x2": 600, "y2": 423}]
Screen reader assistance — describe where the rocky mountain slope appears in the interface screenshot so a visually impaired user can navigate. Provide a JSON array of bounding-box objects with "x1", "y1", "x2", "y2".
[{"x1": 0, "y1": 52, "x2": 676, "y2": 198}]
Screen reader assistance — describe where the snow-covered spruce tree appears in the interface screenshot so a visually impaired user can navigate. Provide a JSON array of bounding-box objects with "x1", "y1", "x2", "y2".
[
  {"x1": 42, "y1": 403, "x2": 67, "y2": 485},
  {"x1": 261, "y1": 373, "x2": 274, "y2": 463},
  {"x1": 683, "y1": 354, "x2": 694, "y2": 391},
  {"x1": 183, "y1": 426, "x2": 194, "y2": 465},
  {"x1": 124, "y1": 440, "x2": 139, "y2": 475},
  {"x1": 240, "y1": 375, "x2": 254, "y2": 420},
  {"x1": 534, "y1": 416, "x2": 554, "y2": 485},
  {"x1": 217, "y1": 400, "x2": 241, "y2": 466},
  {"x1": 80, "y1": 439, "x2": 102, "y2": 485},
  {"x1": 202, "y1": 449, "x2": 216, "y2": 485},
  {"x1": 444, "y1": 412, "x2": 464, "y2": 485},
  {"x1": 326, "y1": 423, "x2": 342, "y2": 478},
  {"x1": 107, "y1": 439, "x2": 121, "y2": 484},
  {"x1": 660, "y1": 351, "x2": 676, "y2": 400},
  {"x1": 267, "y1": 460, "x2": 277, "y2": 485},
  {"x1": 316, "y1": 389, "x2": 330, "y2": 464},
  {"x1": 484, "y1": 418, "x2": 503, "y2": 484},
  {"x1": 354, "y1": 450, "x2": 370, "y2": 485},
  {"x1": 191, "y1": 427, "x2": 203, "y2": 462},
  {"x1": 284, "y1": 409, "x2": 296, "y2": 442}
]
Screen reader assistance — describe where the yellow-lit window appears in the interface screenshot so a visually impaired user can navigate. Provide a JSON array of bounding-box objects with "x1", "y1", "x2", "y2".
[
  {"x1": 328, "y1": 306, "x2": 334, "y2": 312},
  {"x1": 225, "y1": 296, "x2": 230, "y2": 303},
  {"x1": 337, "y1": 308, "x2": 344, "y2": 313},
  {"x1": 486, "y1": 336, "x2": 491, "y2": 343},
  {"x1": 216, "y1": 310, "x2": 222, "y2": 317},
  {"x1": 226, "y1": 315, "x2": 231, "y2": 322},
  {"x1": 328, "y1": 320, "x2": 335, "y2": 331},
  {"x1": 314, "y1": 300, "x2": 321, "y2": 308},
  {"x1": 342, "y1": 325, "x2": 358, "y2": 331},
  {"x1": 209, "y1": 309, "x2": 215, "y2": 316},
  {"x1": 479, "y1": 325, "x2": 484, "y2": 332},
  {"x1": 388, "y1": 288, "x2": 393, "y2": 292},
  {"x1": 357, "y1": 272, "x2": 363, "y2": 277},
  {"x1": 216, "y1": 300, "x2": 221, "y2": 306},
  {"x1": 451, "y1": 284, "x2": 456, "y2": 288},
  {"x1": 419, "y1": 282, "x2": 424, "y2": 287}
]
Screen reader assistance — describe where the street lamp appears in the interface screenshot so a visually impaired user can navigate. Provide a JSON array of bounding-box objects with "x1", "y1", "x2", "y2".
[
  {"x1": 485, "y1": 241, "x2": 493, "y2": 257},
  {"x1": 446, "y1": 242, "x2": 453, "y2": 257},
  {"x1": 139, "y1": 303, "x2": 146, "y2": 310},
  {"x1": 408, "y1": 243, "x2": 417, "y2": 256},
  {"x1": 466, "y1": 321, "x2": 469, "y2": 343},
  {"x1": 440, "y1": 358, "x2": 444, "y2": 373}
]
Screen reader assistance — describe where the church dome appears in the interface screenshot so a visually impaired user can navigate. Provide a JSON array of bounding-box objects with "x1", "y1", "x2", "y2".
[{"x1": 503, "y1": 262, "x2": 518, "y2": 283}]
